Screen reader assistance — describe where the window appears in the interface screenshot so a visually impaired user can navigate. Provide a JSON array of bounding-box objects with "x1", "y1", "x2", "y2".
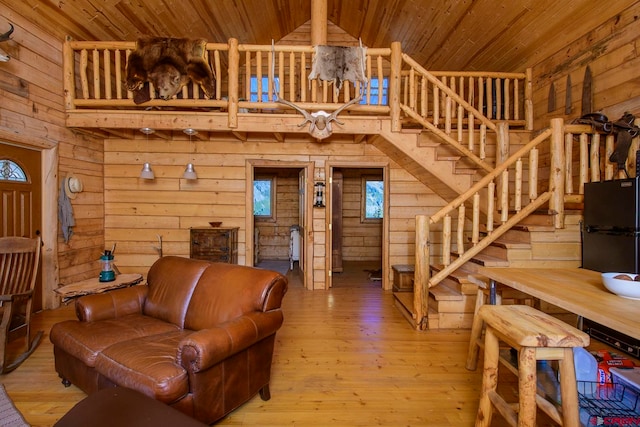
[
  {"x1": 361, "y1": 77, "x2": 388, "y2": 106},
  {"x1": 0, "y1": 159, "x2": 27, "y2": 182},
  {"x1": 362, "y1": 176, "x2": 383, "y2": 221},
  {"x1": 253, "y1": 177, "x2": 276, "y2": 220},
  {"x1": 249, "y1": 76, "x2": 279, "y2": 102}
]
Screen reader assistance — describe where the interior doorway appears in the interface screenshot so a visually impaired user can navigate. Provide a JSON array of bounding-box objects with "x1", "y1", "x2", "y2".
[
  {"x1": 248, "y1": 161, "x2": 313, "y2": 290},
  {"x1": 329, "y1": 166, "x2": 386, "y2": 289}
]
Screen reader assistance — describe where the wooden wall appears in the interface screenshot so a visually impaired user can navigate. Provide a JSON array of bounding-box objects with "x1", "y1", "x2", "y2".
[
  {"x1": 531, "y1": 2, "x2": 640, "y2": 129},
  {"x1": 103, "y1": 136, "x2": 444, "y2": 290},
  {"x1": 0, "y1": 7, "x2": 104, "y2": 309}
]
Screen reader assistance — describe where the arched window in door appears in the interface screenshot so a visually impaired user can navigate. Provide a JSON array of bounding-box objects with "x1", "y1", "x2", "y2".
[{"x1": 0, "y1": 159, "x2": 28, "y2": 182}]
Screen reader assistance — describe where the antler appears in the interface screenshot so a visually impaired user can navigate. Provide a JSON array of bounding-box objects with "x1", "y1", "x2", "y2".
[
  {"x1": 274, "y1": 94, "x2": 316, "y2": 128},
  {"x1": 0, "y1": 24, "x2": 13, "y2": 42},
  {"x1": 326, "y1": 95, "x2": 362, "y2": 126}
]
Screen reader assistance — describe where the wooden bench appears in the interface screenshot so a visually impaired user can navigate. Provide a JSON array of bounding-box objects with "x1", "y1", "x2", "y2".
[{"x1": 475, "y1": 304, "x2": 589, "y2": 427}]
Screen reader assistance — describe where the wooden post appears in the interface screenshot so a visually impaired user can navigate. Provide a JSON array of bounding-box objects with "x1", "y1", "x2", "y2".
[
  {"x1": 63, "y1": 36, "x2": 76, "y2": 110},
  {"x1": 415, "y1": 215, "x2": 430, "y2": 330},
  {"x1": 496, "y1": 122, "x2": 509, "y2": 215},
  {"x1": 525, "y1": 68, "x2": 534, "y2": 130},
  {"x1": 549, "y1": 118, "x2": 565, "y2": 228},
  {"x1": 310, "y1": 0, "x2": 327, "y2": 46},
  {"x1": 390, "y1": 41, "x2": 402, "y2": 132},
  {"x1": 228, "y1": 38, "x2": 239, "y2": 129}
]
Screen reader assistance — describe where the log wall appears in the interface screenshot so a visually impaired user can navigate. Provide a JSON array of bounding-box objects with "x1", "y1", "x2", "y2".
[
  {"x1": 532, "y1": 2, "x2": 640, "y2": 129},
  {"x1": 0, "y1": 9, "x2": 104, "y2": 309},
  {"x1": 103, "y1": 137, "x2": 443, "y2": 289}
]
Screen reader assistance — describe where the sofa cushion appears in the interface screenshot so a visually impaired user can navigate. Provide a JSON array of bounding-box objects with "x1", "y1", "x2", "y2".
[
  {"x1": 144, "y1": 256, "x2": 210, "y2": 328},
  {"x1": 94, "y1": 330, "x2": 193, "y2": 403},
  {"x1": 50, "y1": 314, "x2": 180, "y2": 367},
  {"x1": 184, "y1": 263, "x2": 283, "y2": 330}
]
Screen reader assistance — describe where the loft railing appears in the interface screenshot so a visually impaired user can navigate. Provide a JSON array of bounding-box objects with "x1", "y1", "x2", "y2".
[
  {"x1": 63, "y1": 38, "x2": 531, "y2": 139},
  {"x1": 397, "y1": 51, "x2": 532, "y2": 173},
  {"x1": 411, "y1": 117, "x2": 640, "y2": 328}
]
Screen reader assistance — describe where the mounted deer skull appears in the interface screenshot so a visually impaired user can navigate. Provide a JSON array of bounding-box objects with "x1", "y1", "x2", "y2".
[
  {"x1": 275, "y1": 95, "x2": 362, "y2": 140},
  {"x1": 0, "y1": 24, "x2": 14, "y2": 62}
]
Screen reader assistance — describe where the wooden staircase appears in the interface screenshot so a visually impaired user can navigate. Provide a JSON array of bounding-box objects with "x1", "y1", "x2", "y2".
[{"x1": 394, "y1": 210, "x2": 583, "y2": 330}]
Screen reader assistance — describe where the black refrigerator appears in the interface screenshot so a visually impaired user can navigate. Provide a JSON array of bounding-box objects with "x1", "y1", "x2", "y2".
[{"x1": 582, "y1": 177, "x2": 640, "y2": 274}]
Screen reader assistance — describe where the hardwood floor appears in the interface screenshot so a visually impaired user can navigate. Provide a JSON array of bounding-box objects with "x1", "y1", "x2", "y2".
[{"x1": 0, "y1": 262, "x2": 554, "y2": 426}]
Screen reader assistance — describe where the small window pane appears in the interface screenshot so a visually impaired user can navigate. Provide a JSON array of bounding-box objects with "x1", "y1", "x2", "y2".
[
  {"x1": 250, "y1": 76, "x2": 279, "y2": 102},
  {"x1": 364, "y1": 179, "x2": 383, "y2": 220},
  {"x1": 254, "y1": 179, "x2": 273, "y2": 217},
  {"x1": 0, "y1": 159, "x2": 27, "y2": 182}
]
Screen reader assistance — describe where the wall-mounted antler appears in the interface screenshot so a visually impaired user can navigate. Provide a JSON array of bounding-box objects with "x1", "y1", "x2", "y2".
[
  {"x1": 0, "y1": 23, "x2": 14, "y2": 62},
  {"x1": 275, "y1": 94, "x2": 362, "y2": 140}
]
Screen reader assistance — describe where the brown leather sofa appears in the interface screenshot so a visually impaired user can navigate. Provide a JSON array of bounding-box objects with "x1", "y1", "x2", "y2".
[{"x1": 50, "y1": 256, "x2": 288, "y2": 424}]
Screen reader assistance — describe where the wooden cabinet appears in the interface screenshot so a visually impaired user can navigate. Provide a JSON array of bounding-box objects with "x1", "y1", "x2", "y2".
[{"x1": 190, "y1": 227, "x2": 238, "y2": 264}]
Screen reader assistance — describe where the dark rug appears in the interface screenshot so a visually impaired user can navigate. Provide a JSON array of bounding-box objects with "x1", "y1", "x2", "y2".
[
  {"x1": 364, "y1": 269, "x2": 382, "y2": 281},
  {"x1": 256, "y1": 260, "x2": 290, "y2": 276},
  {"x1": 0, "y1": 384, "x2": 29, "y2": 427}
]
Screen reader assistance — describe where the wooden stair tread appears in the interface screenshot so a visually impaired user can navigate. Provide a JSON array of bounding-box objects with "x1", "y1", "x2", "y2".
[
  {"x1": 431, "y1": 264, "x2": 475, "y2": 284},
  {"x1": 489, "y1": 238, "x2": 531, "y2": 249},
  {"x1": 468, "y1": 252, "x2": 510, "y2": 267},
  {"x1": 429, "y1": 282, "x2": 463, "y2": 301}
]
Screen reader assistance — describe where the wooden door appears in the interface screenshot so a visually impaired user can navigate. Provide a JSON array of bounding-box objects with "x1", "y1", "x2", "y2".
[
  {"x1": 298, "y1": 169, "x2": 305, "y2": 273},
  {"x1": 332, "y1": 171, "x2": 343, "y2": 273},
  {"x1": 0, "y1": 143, "x2": 43, "y2": 311}
]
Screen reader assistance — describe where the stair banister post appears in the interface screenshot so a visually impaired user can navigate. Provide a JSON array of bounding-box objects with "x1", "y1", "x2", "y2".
[
  {"x1": 525, "y1": 68, "x2": 533, "y2": 130},
  {"x1": 228, "y1": 38, "x2": 239, "y2": 129},
  {"x1": 415, "y1": 215, "x2": 431, "y2": 330},
  {"x1": 549, "y1": 118, "x2": 566, "y2": 228},
  {"x1": 389, "y1": 41, "x2": 402, "y2": 132}
]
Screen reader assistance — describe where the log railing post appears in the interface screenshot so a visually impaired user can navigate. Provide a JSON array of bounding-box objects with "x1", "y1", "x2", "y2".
[
  {"x1": 63, "y1": 36, "x2": 76, "y2": 110},
  {"x1": 525, "y1": 68, "x2": 533, "y2": 130},
  {"x1": 389, "y1": 41, "x2": 402, "y2": 132},
  {"x1": 549, "y1": 118, "x2": 566, "y2": 228},
  {"x1": 228, "y1": 38, "x2": 239, "y2": 129},
  {"x1": 415, "y1": 215, "x2": 430, "y2": 330}
]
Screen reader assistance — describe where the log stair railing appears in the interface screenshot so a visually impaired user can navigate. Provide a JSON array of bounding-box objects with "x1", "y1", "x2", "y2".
[{"x1": 407, "y1": 117, "x2": 640, "y2": 330}]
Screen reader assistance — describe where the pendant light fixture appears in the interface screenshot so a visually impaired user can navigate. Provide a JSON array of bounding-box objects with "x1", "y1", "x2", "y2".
[
  {"x1": 139, "y1": 127, "x2": 155, "y2": 179},
  {"x1": 182, "y1": 128, "x2": 198, "y2": 180}
]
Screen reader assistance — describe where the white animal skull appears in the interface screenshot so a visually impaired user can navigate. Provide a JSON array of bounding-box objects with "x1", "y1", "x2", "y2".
[{"x1": 275, "y1": 95, "x2": 362, "y2": 140}]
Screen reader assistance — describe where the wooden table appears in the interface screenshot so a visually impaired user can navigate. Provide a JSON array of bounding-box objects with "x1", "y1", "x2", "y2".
[
  {"x1": 478, "y1": 267, "x2": 640, "y2": 340},
  {"x1": 55, "y1": 273, "x2": 143, "y2": 303}
]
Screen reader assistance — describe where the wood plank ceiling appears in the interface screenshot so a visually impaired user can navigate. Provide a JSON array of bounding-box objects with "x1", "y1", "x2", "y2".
[{"x1": 5, "y1": 0, "x2": 636, "y2": 72}]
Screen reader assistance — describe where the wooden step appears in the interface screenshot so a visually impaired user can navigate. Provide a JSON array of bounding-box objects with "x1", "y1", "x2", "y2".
[{"x1": 468, "y1": 252, "x2": 510, "y2": 267}]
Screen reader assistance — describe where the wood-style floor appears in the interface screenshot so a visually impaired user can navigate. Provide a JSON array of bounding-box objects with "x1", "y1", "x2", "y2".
[{"x1": 1, "y1": 261, "x2": 551, "y2": 426}]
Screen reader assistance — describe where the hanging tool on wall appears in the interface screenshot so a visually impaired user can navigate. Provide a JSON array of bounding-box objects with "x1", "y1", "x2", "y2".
[
  {"x1": 581, "y1": 65, "x2": 593, "y2": 115},
  {"x1": 547, "y1": 81, "x2": 556, "y2": 113},
  {"x1": 565, "y1": 74, "x2": 572, "y2": 115}
]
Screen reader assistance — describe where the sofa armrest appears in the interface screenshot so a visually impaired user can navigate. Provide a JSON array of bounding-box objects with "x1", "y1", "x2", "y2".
[
  {"x1": 75, "y1": 285, "x2": 148, "y2": 322},
  {"x1": 177, "y1": 310, "x2": 284, "y2": 372}
]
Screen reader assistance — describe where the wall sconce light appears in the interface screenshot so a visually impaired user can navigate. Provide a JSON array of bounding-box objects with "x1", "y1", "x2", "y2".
[
  {"x1": 314, "y1": 167, "x2": 325, "y2": 208},
  {"x1": 314, "y1": 181, "x2": 325, "y2": 207},
  {"x1": 182, "y1": 128, "x2": 198, "y2": 180},
  {"x1": 139, "y1": 127, "x2": 155, "y2": 179}
]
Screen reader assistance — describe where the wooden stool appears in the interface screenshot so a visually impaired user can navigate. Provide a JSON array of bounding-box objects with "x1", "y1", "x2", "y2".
[
  {"x1": 465, "y1": 275, "x2": 535, "y2": 371},
  {"x1": 475, "y1": 305, "x2": 589, "y2": 427}
]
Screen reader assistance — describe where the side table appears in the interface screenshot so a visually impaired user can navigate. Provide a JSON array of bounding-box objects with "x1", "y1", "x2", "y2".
[{"x1": 55, "y1": 273, "x2": 143, "y2": 304}]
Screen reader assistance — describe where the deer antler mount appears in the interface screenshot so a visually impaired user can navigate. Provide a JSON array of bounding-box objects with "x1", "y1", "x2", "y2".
[{"x1": 275, "y1": 95, "x2": 362, "y2": 140}]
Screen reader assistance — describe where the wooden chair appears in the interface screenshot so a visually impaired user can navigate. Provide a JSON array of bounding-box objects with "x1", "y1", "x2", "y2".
[{"x1": 0, "y1": 235, "x2": 43, "y2": 374}]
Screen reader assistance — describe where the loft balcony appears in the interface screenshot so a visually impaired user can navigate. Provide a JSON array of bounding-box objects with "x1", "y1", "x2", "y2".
[{"x1": 64, "y1": 37, "x2": 533, "y2": 143}]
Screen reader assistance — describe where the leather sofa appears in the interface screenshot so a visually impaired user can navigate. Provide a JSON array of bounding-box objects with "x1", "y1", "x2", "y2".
[{"x1": 50, "y1": 256, "x2": 288, "y2": 424}]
